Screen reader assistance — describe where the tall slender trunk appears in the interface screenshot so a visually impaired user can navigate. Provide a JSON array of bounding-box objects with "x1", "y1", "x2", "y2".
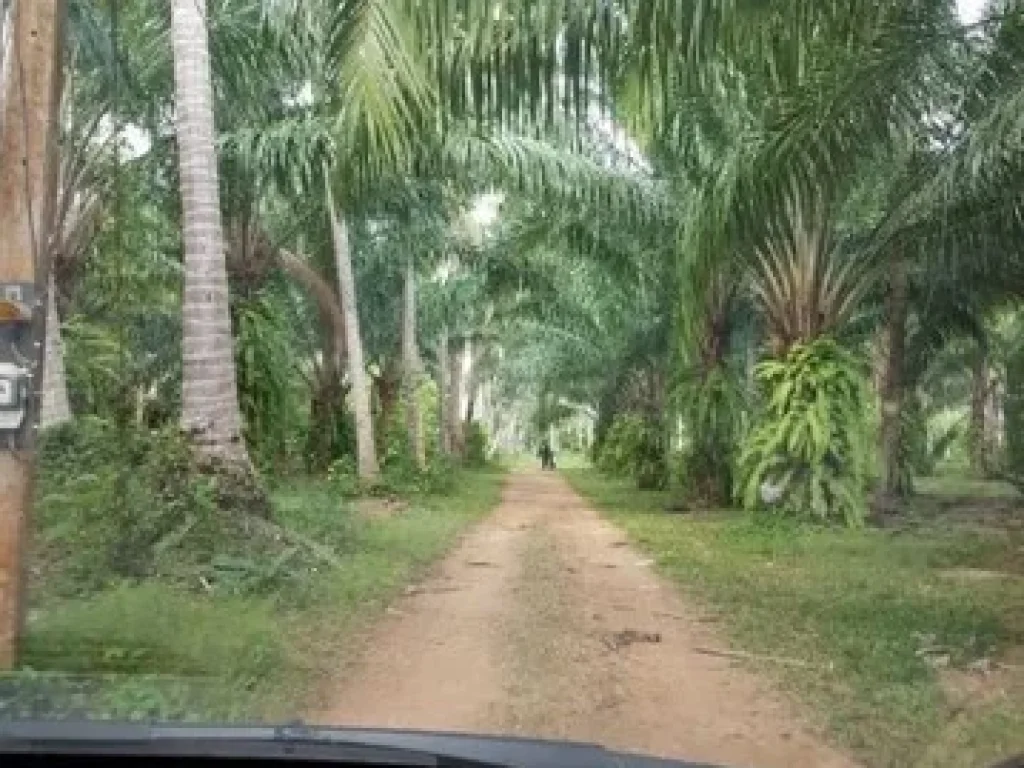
[
  {"x1": 170, "y1": 0, "x2": 247, "y2": 463},
  {"x1": 879, "y1": 250, "x2": 910, "y2": 497},
  {"x1": 970, "y1": 351, "x2": 989, "y2": 477},
  {"x1": 40, "y1": 272, "x2": 70, "y2": 427},
  {"x1": 1005, "y1": 344, "x2": 1024, "y2": 475},
  {"x1": 438, "y1": 329, "x2": 451, "y2": 455},
  {"x1": 0, "y1": 0, "x2": 63, "y2": 669},
  {"x1": 325, "y1": 183, "x2": 377, "y2": 480},
  {"x1": 401, "y1": 260, "x2": 426, "y2": 469},
  {"x1": 447, "y1": 336, "x2": 465, "y2": 457},
  {"x1": 687, "y1": 306, "x2": 734, "y2": 506},
  {"x1": 276, "y1": 250, "x2": 347, "y2": 470},
  {"x1": 463, "y1": 338, "x2": 478, "y2": 427},
  {"x1": 986, "y1": 375, "x2": 1003, "y2": 462},
  {"x1": 277, "y1": 250, "x2": 346, "y2": 371}
]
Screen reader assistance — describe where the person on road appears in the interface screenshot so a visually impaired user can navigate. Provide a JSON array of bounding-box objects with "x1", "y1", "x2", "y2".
[{"x1": 538, "y1": 440, "x2": 555, "y2": 470}]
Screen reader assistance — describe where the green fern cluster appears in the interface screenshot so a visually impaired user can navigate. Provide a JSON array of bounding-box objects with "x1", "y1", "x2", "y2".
[{"x1": 738, "y1": 338, "x2": 869, "y2": 526}]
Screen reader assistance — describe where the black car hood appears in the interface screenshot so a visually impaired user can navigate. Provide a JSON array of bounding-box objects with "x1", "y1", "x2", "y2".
[{"x1": 0, "y1": 721, "x2": 723, "y2": 768}]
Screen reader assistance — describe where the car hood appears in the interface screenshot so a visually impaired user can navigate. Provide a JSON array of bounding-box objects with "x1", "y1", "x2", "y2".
[{"x1": 0, "y1": 721, "x2": 724, "y2": 768}]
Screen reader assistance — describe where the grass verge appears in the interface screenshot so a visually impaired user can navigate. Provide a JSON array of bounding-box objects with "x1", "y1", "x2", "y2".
[
  {"x1": 563, "y1": 467, "x2": 1024, "y2": 768},
  {"x1": 17, "y1": 465, "x2": 505, "y2": 722}
]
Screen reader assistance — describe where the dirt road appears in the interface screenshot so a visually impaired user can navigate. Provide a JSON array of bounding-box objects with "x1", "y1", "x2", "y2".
[{"x1": 313, "y1": 470, "x2": 856, "y2": 768}]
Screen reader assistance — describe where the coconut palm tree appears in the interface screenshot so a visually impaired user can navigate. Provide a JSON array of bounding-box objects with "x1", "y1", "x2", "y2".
[{"x1": 169, "y1": 0, "x2": 249, "y2": 464}]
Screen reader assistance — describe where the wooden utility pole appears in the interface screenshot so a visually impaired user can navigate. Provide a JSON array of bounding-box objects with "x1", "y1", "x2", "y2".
[{"x1": 0, "y1": 0, "x2": 64, "y2": 669}]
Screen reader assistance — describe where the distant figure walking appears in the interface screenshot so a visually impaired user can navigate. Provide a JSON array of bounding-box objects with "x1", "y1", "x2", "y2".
[{"x1": 538, "y1": 440, "x2": 555, "y2": 471}]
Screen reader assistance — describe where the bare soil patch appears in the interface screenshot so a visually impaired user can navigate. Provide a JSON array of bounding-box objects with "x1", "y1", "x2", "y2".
[{"x1": 313, "y1": 470, "x2": 858, "y2": 767}]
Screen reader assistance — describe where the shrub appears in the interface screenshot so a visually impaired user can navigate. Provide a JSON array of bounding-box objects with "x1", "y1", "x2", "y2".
[
  {"x1": 463, "y1": 422, "x2": 490, "y2": 467},
  {"x1": 596, "y1": 414, "x2": 642, "y2": 475},
  {"x1": 326, "y1": 455, "x2": 361, "y2": 498},
  {"x1": 596, "y1": 413, "x2": 667, "y2": 489},
  {"x1": 306, "y1": 383, "x2": 355, "y2": 473},
  {"x1": 675, "y1": 366, "x2": 746, "y2": 506},
  {"x1": 234, "y1": 293, "x2": 307, "y2": 472},
  {"x1": 738, "y1": 338, "x2": 869, "y2": 526},
  {"x1": 36, "y1": 419, "x2": 289, "y2": 598},
  {"x1": 375, "y1": 456, "x2": 459, "y2": 497},
  {"x1": 328, "y1": 450, "x2": 460, "y2": 499}
]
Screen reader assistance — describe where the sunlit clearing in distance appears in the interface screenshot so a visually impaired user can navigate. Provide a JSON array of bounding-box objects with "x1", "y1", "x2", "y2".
[
  {"x1": 470, "y1": 192, "x2": 504, "y2": 228},
  {"x1": 957, "y1": 0, "x2": 988, "y2": 23}
]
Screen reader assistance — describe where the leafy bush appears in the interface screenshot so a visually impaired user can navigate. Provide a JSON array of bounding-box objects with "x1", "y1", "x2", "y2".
[
  {"x1": 416, "y1": 457, "x2": 460, "y2": 494},
  {"x1": 901, "y1": 394, "x2": 929, "y2": 484},
  {"x1": 675, "y1": 366, "x2": 746, "y2": 506},
  {"x1": 376, "y1": 456, "x2": 459, "y2": 496},
  {"x1": 36, "y1": 419, "x2": 288, "y2": 597},
  {"x1": 596, "y1": 413, "x2": 642, "y2": 475},
  {"x1": 635, "y1": 427, "x2": 667, "y2": 490},
  {"x1": 326, "y1": 455, "x2": 361, "y2": 497},
  {"x1": 234, "y1": 292, "x2": 307, "y2": 472},
  {"x1": 463, "y1": 422, "x2": 490, "y2": 467},
  {"x1": 379, "y1": 407, "x2": 412, "y2": 469},
  {"x1": 738, "y1": 338, "x2": 869, "y2": 526},
  {"x1": 596, "y1": 413, "x2": 667, "y2": 489},
  {"x1": 327, "y1": 452, "x2": 459, "y2": 498},
  {"x1": 306, "y1": 382, "x2": 355, "y2": 473}
]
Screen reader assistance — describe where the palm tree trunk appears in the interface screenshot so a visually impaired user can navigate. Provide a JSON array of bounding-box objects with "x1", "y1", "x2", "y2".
[
  {"x1": 40, "y1": 272, "x2": 70, "y2": 427},
  {"x1": 438, "y1": 329, "x2": 451, "y2": 455},
  {"x1": 170, "y1": 0, "x2": 247, "y2": 464},
  {"x1": 969, "y1": 351, "x2": 990, "y2": 477},
  {"x1": 276, "y1": 250, "x2": 348, "y2": 470},
  {"x1": 277, "y1": 249, "x2": 346, "y2": 372},
  {"x1": 447, "y1": 336, "x2": 465, "y2": 457},
  {"x1": 325, "y1": 183, "x2": 377, "y2": 480},
  {"x1": 1005, "y1": 344, "x2": 1024, "y2": 476},
  {"x1": 986, "y1": 376, "x2": 1002, "y2": 464},
  {"x1": 879, "y1": 250, "x2": 910, "y2": 497},
  {"x1": 401, "y1": 259, "x2": 426, "y2": 469},
  {"x1": 463, "y1": 338, "x2": 478, "y2": 427}
]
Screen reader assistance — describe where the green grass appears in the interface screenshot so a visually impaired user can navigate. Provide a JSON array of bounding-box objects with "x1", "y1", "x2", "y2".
[
  {"x1": 915, "y1": 473, "x2": 1019, "y2": 499},
  {"x1": 564, "y1": 467, "x2": 1024, "y2": 768},
  {"x1": 18, "y1": 465, "x2": 505, "y2": 722}
]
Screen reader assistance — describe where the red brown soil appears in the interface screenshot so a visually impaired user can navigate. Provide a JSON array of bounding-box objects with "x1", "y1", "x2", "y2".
[{"x1": 312, "y1": 470, "x2": 857, "y2": 768}]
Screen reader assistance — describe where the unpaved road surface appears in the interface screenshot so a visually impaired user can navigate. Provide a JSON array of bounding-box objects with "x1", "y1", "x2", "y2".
[{"x1": 313, "y1": 470, "x2": 856, "y2": 768}]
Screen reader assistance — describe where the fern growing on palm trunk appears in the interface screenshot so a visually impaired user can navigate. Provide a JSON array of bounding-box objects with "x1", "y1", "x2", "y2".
[{"x1": 738, "y1": 338, "x2": 869, "y2": 526}]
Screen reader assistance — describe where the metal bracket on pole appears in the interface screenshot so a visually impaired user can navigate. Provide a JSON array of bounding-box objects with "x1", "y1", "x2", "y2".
[{"x1": 0, "y1": 281, "x2": 37, "y2": 441}]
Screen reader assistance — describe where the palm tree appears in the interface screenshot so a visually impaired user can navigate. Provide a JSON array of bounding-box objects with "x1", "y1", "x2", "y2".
[
  {"x1": 867, "y1": 4, "x2": 1024, "y2": 495},
  {"x1": 635, "y1": 0, "x2": 1000, "y2": 513},
  {"x1": 41, "y1": 57, "x2": 118, "y2": 428},
  {"x1": 169, "y1": 0, "x2": 248, "y2": 464}
]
